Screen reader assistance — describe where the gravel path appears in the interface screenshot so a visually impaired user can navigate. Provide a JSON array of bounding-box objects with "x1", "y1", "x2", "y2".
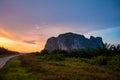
[{"x1": 0, "y1": 55, "x2": 19, "y2": 69}]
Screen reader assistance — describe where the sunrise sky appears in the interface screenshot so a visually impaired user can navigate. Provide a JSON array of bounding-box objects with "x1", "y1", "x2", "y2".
[{"x1": 0, "y1": 0, "x2": 120, "y2": 52}]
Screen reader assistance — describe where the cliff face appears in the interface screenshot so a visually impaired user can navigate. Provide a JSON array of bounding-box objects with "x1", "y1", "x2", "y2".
[{"x1": 45, "y1": 32, "x2": 103, "y2": 52}]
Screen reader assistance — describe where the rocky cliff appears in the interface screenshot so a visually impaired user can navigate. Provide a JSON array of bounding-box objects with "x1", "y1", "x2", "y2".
[{"x1": 45, "y1": 32, "x2": 103, "y2": 52}]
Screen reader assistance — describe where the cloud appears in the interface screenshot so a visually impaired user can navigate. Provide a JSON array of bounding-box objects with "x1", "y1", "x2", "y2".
[
  {"x1": 0, "y1": 27, "x2": 16, "y2": 40},
  {"x1": 23, "y1": 40, "x2": 36, "y2": 44}
]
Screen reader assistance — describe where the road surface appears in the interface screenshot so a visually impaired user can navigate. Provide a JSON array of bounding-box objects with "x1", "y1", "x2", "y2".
[{"x1": 0, "y1": 55, "x2": 19, "y2": 69}]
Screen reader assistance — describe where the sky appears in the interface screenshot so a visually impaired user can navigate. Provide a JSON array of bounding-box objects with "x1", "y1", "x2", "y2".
[{"x1": 0, "y1": 0, "x2": 120, "y2": 52}]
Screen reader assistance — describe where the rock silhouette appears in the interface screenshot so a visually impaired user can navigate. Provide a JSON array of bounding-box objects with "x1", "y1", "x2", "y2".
[{"x1": 45, "y1": 32, "x2": 103, "y2": 52}]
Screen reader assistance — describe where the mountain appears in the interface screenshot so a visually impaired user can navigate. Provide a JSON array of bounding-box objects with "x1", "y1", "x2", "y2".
[{"x1": 44, "y1": 32, "x2": 103, "y2": 52}]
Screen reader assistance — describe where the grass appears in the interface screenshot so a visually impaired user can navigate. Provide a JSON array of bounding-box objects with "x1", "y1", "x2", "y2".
[
  {"x1": 0, "y1": 54, "x2": 120, "y2": 80},
  {"x1": 0, "y1": 57, "x2": 37, "y2": 80}
]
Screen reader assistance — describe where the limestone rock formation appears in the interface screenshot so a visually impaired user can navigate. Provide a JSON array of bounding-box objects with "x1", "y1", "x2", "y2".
[{"x1": 45, "y1": 32, "x2": 103, "y2": 52}]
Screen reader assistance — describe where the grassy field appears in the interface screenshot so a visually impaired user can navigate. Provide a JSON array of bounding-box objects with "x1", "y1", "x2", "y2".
[{"x1": 0, "y1": 53, "x2": 120, "y2": 80}]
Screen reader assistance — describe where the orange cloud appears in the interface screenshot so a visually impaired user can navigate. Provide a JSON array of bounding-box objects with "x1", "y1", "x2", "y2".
[
  {"x1": 0, "y1": 27, "x2": 43, "y2": 52},
  {"x1": 0, "y1": 28, "x2": 15, "y2": 40},
  {"x1": 0, "y1": 24, "x2": 47, "y2": 52},
  {"x1": 0, "y1": 36, "x2": 43, "y2": 52}
]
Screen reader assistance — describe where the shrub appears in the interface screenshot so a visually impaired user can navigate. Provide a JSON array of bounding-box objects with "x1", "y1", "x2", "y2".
[
  {"x1": 107, "y1": 55, "x2": 120, "y2": 71},
  {"x1": 92, "y1": 56, "x2": 109, "y2": 65},
  {"x1": 0, "y1": 47, "x2": 19, "y2": 55},
  {"x1": 39, "y1": 43, "x2": 120, "y2": 59},
  {"x1": 40, "y1": 49, "x2": 48, "y2": 55},
  {"x1": 42, "y1": 54, "x2": 64, "y2": 61}
]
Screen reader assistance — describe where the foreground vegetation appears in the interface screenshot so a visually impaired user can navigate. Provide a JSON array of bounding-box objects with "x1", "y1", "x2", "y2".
[
  {"x1": 0, "y1": 43, "x2": 120, "y2": 80},
  {"x1": 0, "y1": 55, "x2": 120, "y2": 80}
]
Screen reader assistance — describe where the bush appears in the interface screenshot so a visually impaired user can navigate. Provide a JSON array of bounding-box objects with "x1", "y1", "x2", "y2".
[
  {"x1": 39, "y1": 43, "x2": 120, "y2": 60},
  {"x1": 42, "y1": 54, "x2": 64, "y2": 61},
  {"x1": 40, "y1": 49, "x2": 48, "y2": 55},
  {"x1": 0, "y1": 47, "x2": 19, "y2": 55},
  {"x1": 107, "y1": 55, "x2": 120, "y2": 71},
  {"x1": 92, "y1": 56, "x2": 109, "y2": 65}
]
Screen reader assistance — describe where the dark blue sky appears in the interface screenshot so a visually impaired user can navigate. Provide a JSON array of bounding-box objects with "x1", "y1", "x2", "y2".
[{"x1": 0, "y1": 0, "x2": 120, "y2": 45}]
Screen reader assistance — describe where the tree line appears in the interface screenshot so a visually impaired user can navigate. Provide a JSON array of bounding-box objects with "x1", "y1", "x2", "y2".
[{"x1": 40, "y1": 43, "x2": 120, "y2": 58}]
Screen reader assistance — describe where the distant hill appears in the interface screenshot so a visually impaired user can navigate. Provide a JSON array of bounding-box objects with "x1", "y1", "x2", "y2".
[
  {"x1": 0, "y1": 47, "x2": 19, "y2": 55},
  {"x1": 45, "y1": 32, "x2": 104, "y2": 52}
]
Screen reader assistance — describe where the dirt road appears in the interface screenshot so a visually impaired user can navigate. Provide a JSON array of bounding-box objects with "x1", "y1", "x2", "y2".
[{"x1": 0, "y1": 55, "x2": 19, "y2": 69}]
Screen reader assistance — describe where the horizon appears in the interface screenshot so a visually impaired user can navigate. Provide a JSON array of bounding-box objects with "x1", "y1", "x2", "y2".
[{"x1": 0, "y1": 0, "x2": 120, "y2": 52}]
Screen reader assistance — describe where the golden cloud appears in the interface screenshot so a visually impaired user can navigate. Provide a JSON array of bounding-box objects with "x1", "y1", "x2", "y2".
[{"x1": 0, "y1": 27, "x2": 43, "y2": 52}]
